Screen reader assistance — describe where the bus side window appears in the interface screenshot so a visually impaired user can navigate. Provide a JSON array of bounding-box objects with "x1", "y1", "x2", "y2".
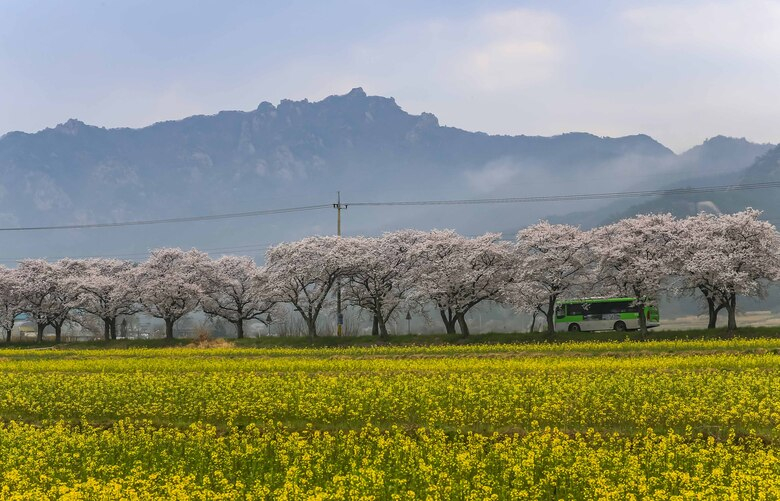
[
  {"x1": 556, "y1": 305, "x2": 565, "y2": 318},
  {"x1": 604, "y1": 301, "x2": 629, "y2": 314}
]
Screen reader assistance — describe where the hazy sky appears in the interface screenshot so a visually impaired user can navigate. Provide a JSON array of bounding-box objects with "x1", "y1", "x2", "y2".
[{"x1": 1, "y1": 0, "x2": 779, "y2": 152}]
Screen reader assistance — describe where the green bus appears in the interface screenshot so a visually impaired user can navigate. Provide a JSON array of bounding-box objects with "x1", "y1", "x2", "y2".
[{"x1": 555, "y1": 297, "x2": 660, "y2": 332}]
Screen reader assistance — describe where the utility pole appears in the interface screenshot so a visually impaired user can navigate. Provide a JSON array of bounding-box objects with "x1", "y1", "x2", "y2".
[{"x1": 333, "y1": 192, "x2": 348, "y2": 336}]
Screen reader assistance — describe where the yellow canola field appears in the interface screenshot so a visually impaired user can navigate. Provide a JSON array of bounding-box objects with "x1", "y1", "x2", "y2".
[
  {"x1": 0, "y1": 422, "x2": 777, "y2": 500},
  {"x1": 0, "y1": 339, "x2": 777, "y2": 499}
]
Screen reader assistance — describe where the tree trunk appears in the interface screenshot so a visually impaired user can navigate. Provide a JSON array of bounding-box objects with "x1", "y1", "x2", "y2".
[
  {"x1": 372, "y1": 315, "x2": 379, "y2": 336},
  {"x1": 235, "y1": 319, "x2": 244, "y2": 339},
  {"x1": 37, "y1": 322, "x2": 46, "y2": 343},
  {"x1": 103, "y1": 318, "x2": 111, "y2": 341},
  {"x1": 5, "y1": 328, "x2": 11, "y2": 343},
  {"x1": 726, "y1": 293, "x2": 737, "y2": 332},
  {"x1": 705, "y1": 296, "x2": 718, "y2": 329},
  {"x1": 165, "y1": 318, "x2": 174, "y2": 340},
  {"x1": 304, "y1": 316, "x2": 317, "y2": 341},
  {"x1": 544, "y1": 296, "x2": 557, "y2": 335},
  {"x1": 110, "y1": 318, "x2": 117, "y2": 340},
  {"x1": 457, "y1": 313, "x2": 470, "y2": 337},
  {"x1": 439, "y1": 309, "x2": 457, "y2": 334},
  {"x1": 637, "y1": 303, "x2": 648, "y2": 339},
  {"x1": 54, "y1": 324, "x2": 62, "y2": 344},
  {"x1": 700, "y1": 286, "x2": 725, "y2": 330},
  {"x1": 545, "y1": 314, "x2": 555, "y2": 336},
  {"x1": 377, "y1": 313, "x2": 389, "y2": 339}
]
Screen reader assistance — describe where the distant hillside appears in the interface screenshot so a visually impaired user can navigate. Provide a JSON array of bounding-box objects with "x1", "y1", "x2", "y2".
[
  {"x1": 0, "y1": 88, "x2": 771, "y2": 262},
  {"x1": 552, "y1": 137, "x2": 776, "y2": 229},
  {"x1": 677, "y1": 136, "x2": 773, "y2": 177}
]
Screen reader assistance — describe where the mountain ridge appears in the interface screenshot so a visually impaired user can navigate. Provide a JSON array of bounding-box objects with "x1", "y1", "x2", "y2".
[
  {"x1": 2, "y1": 87, "x2": 674, "y2": 154},
  {"x1": 0, "y1": 88, "x2": 774, "y2": 263}
]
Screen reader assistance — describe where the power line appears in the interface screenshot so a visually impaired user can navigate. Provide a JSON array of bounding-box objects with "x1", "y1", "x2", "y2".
[
  {"x1": 1, "y1": 180, "x2": 779, "y2": 235},
  {"x1": 346, "y1": 181, "x2": 780, "y2": 207},
  {"x1": 0, "y1": 204, "x2": 331, "y2": 232},
  {"x1": 0, "y1": 242, "x2": 277, "y2": 263}
]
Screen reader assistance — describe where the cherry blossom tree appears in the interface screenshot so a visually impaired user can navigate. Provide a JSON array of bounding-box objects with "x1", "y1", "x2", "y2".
[
  {"x1": 16, "y1": 259, "x2": 80, "y2": 343},
  {"x1": 675, "y1": 209, "x2": 780, "y2": 331},
  {"x1": 70, "y1": 258, "x2": 139, "y2": 340},
  {"x1": 135, "y1": 248, "x2": 208, "y2": 339},
  {"x1": 673, "y1": 213, "x2": 726, "y2": 328},
  {"x1": 199, "y1": 255, "x2": 278, "y2": 339},
  {"x1": 593, "y1": 213, "x2": 679, "y2": 336},
  {"x1": 343, "y1": 230, "x2": 426, "y2": 338},
  {"x1": 266, "y1": 236, "x2": 352, "y2": 340},
  {"x1": 510, "y1": 222, "x2": 595, "y2": 335},
  {"x1": 411, "y1": 230, "x2": 512, "y2": 336},
  {"x1": 0, "y1": 266, "x2": 24, "y2": 342}
]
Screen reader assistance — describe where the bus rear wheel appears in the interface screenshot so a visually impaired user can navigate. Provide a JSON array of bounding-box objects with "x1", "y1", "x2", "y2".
[
  {"x1": 614, "y1": 321, "x2": 627, "y2": 332},
  {"x1": 568, "y1": 323, "x2": 581, "y2": 332}
]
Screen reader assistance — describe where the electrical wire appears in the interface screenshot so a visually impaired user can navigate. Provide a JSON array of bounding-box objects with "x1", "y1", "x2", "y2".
[
  {"x1": 0, "y1": 243, "x2": 276, "y2": 263},
  {"x1": 0, "y1": 204, "x2": 331, "y2": 232},
  {"x1": 346, "y1": 181, "x2": 780, "y2": 207},
  {"x1": 2, "y1": 181, "x2": 778, "y2": 232},
  {"x1": 1, "y1": 180, "x2": 779, "y2": 260}
]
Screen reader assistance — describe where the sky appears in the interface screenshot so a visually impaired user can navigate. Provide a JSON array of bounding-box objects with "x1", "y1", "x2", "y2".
[{"x1": 1, "y1": 0, "x2": 779, "y2": 152}]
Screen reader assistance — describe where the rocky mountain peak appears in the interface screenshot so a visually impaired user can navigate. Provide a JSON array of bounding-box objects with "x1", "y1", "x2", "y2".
[
  {"x1": 346, "y1": 87, "x2": 367, "y2": 98},
  {"x1": 54, "y1": 118, "x2": 88, "y2": 135},
  {"x1": 256, "y1": 101, "x2": 275, "y2": 113}
]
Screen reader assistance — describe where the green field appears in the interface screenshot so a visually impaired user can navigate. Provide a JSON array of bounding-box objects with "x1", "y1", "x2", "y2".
[{"x1": 0, "y1": 334, "x2": 778, "y2": 498}]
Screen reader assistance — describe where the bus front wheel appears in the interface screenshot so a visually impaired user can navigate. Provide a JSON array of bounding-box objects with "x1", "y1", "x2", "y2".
[
  {"x1": 614, "y1": 321, "x2": 627, "y2": 332},
  {"x1": 568, "y1": 323, "x2": 581, "y2": 332}
]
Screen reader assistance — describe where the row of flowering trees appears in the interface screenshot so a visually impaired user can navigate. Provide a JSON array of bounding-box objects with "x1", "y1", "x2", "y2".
[
  {"x1": 0, "y1": 250, "x2": 278, "y2": 342},
  {"x1": 0, "y1": 209, "x2": 777, "y2": 342},
  {"x1": 514, "y1": 209, "x2": 780, "y2": 334}
]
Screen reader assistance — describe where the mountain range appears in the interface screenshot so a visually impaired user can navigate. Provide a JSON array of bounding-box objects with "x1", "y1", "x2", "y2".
[{"x1": 0, "y1": 87, "x2": 777, "y2": 265}]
